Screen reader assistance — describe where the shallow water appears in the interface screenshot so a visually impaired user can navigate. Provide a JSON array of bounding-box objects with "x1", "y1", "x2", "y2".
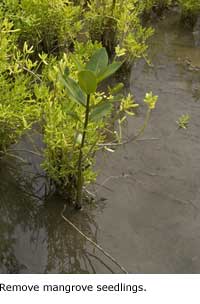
[{"x1": 1, "y1": 12, "x2": 200, "y2": 273}]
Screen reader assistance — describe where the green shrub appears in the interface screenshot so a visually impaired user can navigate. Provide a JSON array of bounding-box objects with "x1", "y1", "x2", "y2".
[
  {"x1": 179, "y1": 0, "x2": 200, "y2": 14},
  {"x1": 0, "y1": 17, "x2": 41, "y2": 154},
  {"x1": 83, "y1": 0, "x2": 154, "y2": 62},
  {"x1": 0, "y1": 0, "x2": 154, "y2": 63},
  {"x1": 41, "y1": 42, "x2": 158, "y2": 208},
  {"x1": 143, "y1": 0, "x2": 172, "y2": 12},
  {"x1": 178, "y1": 0, "x2": 200, "y2": 25},
  {"x1": 0, "y1": 1, "x2": 158, "y2": 209},
  {"x1": 41, "y1": 43, "x2": 139, "y2": 206},
  {"x1": 0, "y1": 0, "x2": 82, "y2": 55}
]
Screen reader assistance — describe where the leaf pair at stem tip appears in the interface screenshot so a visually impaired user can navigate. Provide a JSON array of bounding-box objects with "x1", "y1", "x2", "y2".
[{"x1": 60, "y1": 47, "x2": 123, "y2": 106}]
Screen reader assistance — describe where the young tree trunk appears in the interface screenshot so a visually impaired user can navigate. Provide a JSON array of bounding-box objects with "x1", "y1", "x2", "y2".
[{"x1": 75, "y1": 94, "x2": 90, "y2": 209}]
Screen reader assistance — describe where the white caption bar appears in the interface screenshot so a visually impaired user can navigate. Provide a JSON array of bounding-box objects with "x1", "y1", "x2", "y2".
[{"x1": 0, "y1": 274, "x2": 199, "y2": 304}]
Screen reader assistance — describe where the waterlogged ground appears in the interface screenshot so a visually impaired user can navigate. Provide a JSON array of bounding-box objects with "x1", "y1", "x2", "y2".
[{"x1": 1, "y1": 12, "x2": 200, "y2": 273}]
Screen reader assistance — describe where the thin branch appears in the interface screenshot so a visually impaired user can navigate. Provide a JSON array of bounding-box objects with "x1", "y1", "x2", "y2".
[
  {"x1": 99, "y1": 174, "x2": 130, "y2": 188},
  {"x1": 98, "y1": 137, "x2": 159, "y2": 148},
  {"x1": 93, "y1": 182, "x2": 113, "y2": 192},
  {"x1": 135, "y1": 137, "x2": 159, "y2": 141},
  {"x1": 0, "y1": 151, "x2": 29, "y2": 164},
  {"x1": 98, "y1": 108, "x2": 157, "y2": 148},
  {"x1": 83, "y1": 186, "x2": 96, "y2": 199},
  {"x1": 22, "y1": 67, "x2": 42, "y2": 82},
  {"x1": 61, "y1": 205, "x2": 128, "y2": 274},
  {"x1": 26, "y1": 131, "x2": 43, "y2": 154},
  {"x1": 7, "y1": 148, "x2": 43, "y2": 158},
  {"x1": 87, "y1": 252, "x2": 115, "y2": 274}
]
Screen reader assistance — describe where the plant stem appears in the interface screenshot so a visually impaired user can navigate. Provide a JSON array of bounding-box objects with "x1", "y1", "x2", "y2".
[
  {"x1": 75, "y1": 94, "x2": 90, "y2": 209},
  {"x1": 111, "y1": 0, "x2": 116, "y2": 15},
  {"x1": 98, "y1": 108, "x2": 152, "y2": 148}
]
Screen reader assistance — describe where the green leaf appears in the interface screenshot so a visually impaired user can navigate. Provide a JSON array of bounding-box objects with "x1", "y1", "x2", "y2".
[
  {"x1": 104, "y1": 146, "x2": 115, "y2": 153},
  {"x1": 75, "y1": 132, "x2": 83, "y2": 145},
  {"x1": 59, "y1": 74, "x2": 86, "y2": 107},
  {"x1": 109, "y1": 82, "x2": 124, "y2": 95},
  {"x1": 64, "y1": 67, "x2": 70, "y2": 77},
  {"x1": 78, "y1": 69, "x2": 97, "y2": 94},
  {"x1": 66, "y1": 111, "x2": 81, "y2": 122},
  {"x1": 90, "y1": 101, "x2": 113, "y2": 121},
  {"x1": 71, "y1": 54, "x2": 84, "y2": 71},
  {"x1": 109, "y1": 94, "x2": 123, "y2": 103},
  {"x1": 98, "y1": 62, "x2": 122, "y2": 83},
  {"x1": 86, "y1": 48, "x2": 108, "y2": 76}
]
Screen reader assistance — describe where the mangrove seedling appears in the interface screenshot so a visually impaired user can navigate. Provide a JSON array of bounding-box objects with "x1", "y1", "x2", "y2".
[
  {"x1": 59, "y1": 48, "x2": 122, "y2": 209},
  {"x1": 176, "y1": 114, "x2": 190, "y2": 129}
]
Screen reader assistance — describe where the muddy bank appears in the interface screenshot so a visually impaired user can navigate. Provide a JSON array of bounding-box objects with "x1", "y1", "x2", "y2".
[
  {"x1": 1, "y1": 11, "x2": 200, "y2": 273},
  {"x1": 94, "y1": 11, "x2": 200, "y2": 273}
]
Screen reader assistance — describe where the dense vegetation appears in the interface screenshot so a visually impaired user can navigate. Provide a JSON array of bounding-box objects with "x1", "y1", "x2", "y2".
[
  {"x1": 179, "y1": 0, "x2": 200, "y2": 25},
  {"x1": 179, "y1": 0, "x2": 200, "y2": 16},
  {"x1": 0, "y1": 0, "x2": 198, "y2": 208}
]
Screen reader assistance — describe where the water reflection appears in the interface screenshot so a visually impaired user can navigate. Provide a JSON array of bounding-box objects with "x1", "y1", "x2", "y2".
[
  {"x1": 0, "y1": 158, "x2": 113, "y2": 274},
  {"x1": 0, "y1": 159, "x2": 37, "y2": 273}
]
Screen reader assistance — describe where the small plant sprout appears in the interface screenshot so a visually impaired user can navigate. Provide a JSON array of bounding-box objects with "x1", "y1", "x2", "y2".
[
  {"x1": 59, "y1": 47, "x2": 122, "y2": 209},
  {"x1": 144, "y1": 92, "x2": 158, "y2": 110},
  {"x1": 120, "y1": 94, "x2": 139, "y2": 116},
  {"x1": 177, "y1": 114, "x2": 190, "y2": 129},
  {"x1": 115, "y1": 45, "x2": 126, "y2": 58},
  {"x1": 38, "y1": 52, "x2": 48, "y2": 65},
  {"x1": 142, "y1": 92, "x2": 158, "y2": 133}
]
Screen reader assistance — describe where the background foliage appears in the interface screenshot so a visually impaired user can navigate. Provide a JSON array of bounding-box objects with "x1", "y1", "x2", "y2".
[{"x1": 0, "y1": 16, "x2": 40, "y2": 153}]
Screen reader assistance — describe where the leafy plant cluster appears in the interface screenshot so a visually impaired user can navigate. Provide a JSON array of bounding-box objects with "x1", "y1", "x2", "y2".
[
  {"x1": 83, "y1": 0, "x2": 154, "y2": 61},
  {"x1": 0, "y1": 0, "x2": 155, "y2": 61},
  {"x1": 141, "y1": 0, "x2": 200, "y2": 24},
  {"x1": 178, "y1": 0, "x2": 200, "y2": 16},
  {"x1": 0, "y1": 1, "x2": 158, "y2": 208},
  {"x1": 176, "y1": 114, "x2": 190, "y2": 129},
  {"x1": 177, "y1": 0, "x2": 200, "y2": 26},
  {"x1": 41, "y1": 43, "x2": 153, "y2": 208},
  {"x1": 0, "y1": 17, "x2": 40, "y2": 154},
  {"x1": 142, "y1": 0, "x2": 173, "y2": 16},
  {"x1": 0, "y1": 0, "x2": 82, "y2": 55}
]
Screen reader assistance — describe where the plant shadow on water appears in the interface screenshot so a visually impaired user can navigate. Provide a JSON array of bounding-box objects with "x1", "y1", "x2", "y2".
[{"x1": 0, "y1": 157, "x2": 115, "y2": 274}]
